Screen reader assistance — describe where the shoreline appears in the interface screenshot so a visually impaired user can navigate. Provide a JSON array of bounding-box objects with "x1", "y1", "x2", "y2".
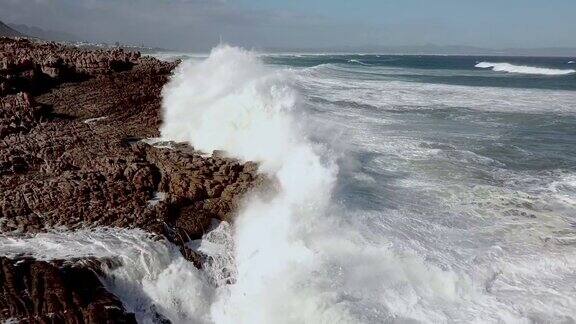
[{"x1": 0, "y1": 37, "x2": 264, "y2": 322}]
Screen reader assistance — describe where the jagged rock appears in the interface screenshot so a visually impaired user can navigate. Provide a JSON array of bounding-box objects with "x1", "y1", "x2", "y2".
[
  {"x1": 0, "y1": 38, "x2": 265, "y2": 243},
  {"x1": 0, "y1": 38, "x2": 140, "y2": 96},
  {"x1": 0, "y1": 256, "x2": 136, "y2": 324},
  {"x1": 0, "y1": 37, "x2": 268, "y2": 323},
  {"x1": 0, "y1": 92, "x2": 43, "y2": 139}
]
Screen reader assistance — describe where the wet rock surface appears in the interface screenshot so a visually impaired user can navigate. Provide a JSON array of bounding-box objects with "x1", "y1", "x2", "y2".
[
  {"x1": 0, "y1": 38, "x2": 266, "y2": 323},
  {"x1": 0, "y1": 256, "x2": 136, "y2": 324}
]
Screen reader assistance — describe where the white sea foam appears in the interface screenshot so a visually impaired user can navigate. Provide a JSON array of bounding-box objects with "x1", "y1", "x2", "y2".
[
  {"x1": 348, "y1": 59, "x2": 371, "y2": 66},
  {"x1": 161, "y1": 46, "x2": 308, "y2": 174},
  {"x1": 148, "y1": 52, "x2": 208, "y2": 63},
  {"x1": 161, "y1": 44, "x2": 352, "y2": 322},
  {"x1": 147, "y1": 191, "x2": 167, "y2": 207},
  {"x1": 140, "y1": 138, "x2": 174, "y2": 149},
  {"x1": 0, "y1": 228, "x2": 216, "y2": 323},
  {"x1": 157, "y1": 45, "x2": 573, "y2": 322},
  {"x1": 475, "y1": 61, "x2": 575, "y2": 75},
  {"x1": 298, "y1": 65, "x2": 576, "y2": 115}
]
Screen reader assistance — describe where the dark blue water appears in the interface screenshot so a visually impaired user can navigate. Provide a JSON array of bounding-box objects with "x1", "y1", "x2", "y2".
[{"x1": 265, "y1": 54, "x2": 576, "y2": 90}]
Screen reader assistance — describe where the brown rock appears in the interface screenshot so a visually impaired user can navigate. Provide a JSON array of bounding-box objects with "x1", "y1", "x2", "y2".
[
  {"x1": 0, "y1": 38, "x2": 265, "y2": 244},
  {"x1": 0, "y1": 37, "x2": 269, "y2": 322},
  {"x1": 0, "y1": 37, "x2": 140, "y2": 96},
  {"x1": 0, "y1": 256, "x2": 136, "y2": 323}
]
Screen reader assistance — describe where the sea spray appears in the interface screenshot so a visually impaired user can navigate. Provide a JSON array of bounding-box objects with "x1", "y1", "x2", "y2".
[
  {"x1": 159, "y1": 45, "x2": 526, "y2": 323},
  {"x1": 475, "y1": 61, "x2": 576, "y2": 75},
  {"x1": 160, "y1": 45, "x2": 301, "y2": 173},
  {"x1": 161, "y1": 44, "x2": 348, "y2": 322},
  {"x1": 0, "y1": 229, "x2": 216, "y2": 323}
]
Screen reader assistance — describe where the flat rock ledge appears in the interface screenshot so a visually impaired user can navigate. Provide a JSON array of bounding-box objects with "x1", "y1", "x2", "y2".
[{"x1": 0, "y1": 37, "x2": 267, "y2": 323}]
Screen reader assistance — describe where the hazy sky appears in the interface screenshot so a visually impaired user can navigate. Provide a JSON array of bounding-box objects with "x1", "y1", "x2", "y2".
[{"x1": 1, "y1": 0, "x2": 575, "y2": 51}]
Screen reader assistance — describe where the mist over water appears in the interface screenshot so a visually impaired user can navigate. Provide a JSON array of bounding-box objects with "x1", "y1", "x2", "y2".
[{"x1": 2, "y1": 47, "x2": 575, "y2": 323}]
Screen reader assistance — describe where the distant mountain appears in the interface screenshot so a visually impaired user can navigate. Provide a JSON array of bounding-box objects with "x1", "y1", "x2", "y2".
[
  {"x1": 8, "y1": 23, "x2": 80, "y2": 42},
  {"x1": 499, "y1": 47, "x2": 576, "y2": 57},
  {"x1": 0, "y1": 20, "x2": 25, "y2": 37}
]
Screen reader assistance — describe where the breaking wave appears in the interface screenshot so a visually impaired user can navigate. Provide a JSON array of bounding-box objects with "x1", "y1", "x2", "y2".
[
  {"x1": 161, "y1": 44, "x2": 352, "y2": 322},
  {"x1": 475, "y1": 62, "x2": 576, "y2": 75},
  {"x1": 348, "y1": 59, "x2": 371, "y2": 66},
  {"x1": 158, "y1": 45, "x2": 552, "y2": 322}
]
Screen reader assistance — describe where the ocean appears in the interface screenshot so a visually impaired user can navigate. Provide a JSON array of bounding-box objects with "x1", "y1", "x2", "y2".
[{"x1": 4, "y1": 48, "x2": 576, "y2": 323}]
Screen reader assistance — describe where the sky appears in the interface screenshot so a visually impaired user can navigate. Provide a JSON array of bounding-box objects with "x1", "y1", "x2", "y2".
[{"x1": 1, "y1": 0, "x2": 575, "y2": 51}]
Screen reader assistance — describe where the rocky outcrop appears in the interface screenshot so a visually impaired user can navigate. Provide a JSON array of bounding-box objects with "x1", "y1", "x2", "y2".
[
  {"x1": 0, "y1": 92, "x2": 43, "y2": 139},
  {"x1": 0, "y1": 37, "x2": 265, "y2": 243},
  {"x1": 0, "y1": 38, "x2": 139, "y2": 96},
  {"x1": 0, "y1": 38, "x2": 267, "y2": 323},
  {"x1": 0, "y1": 257, "x2": 136, "y2": 323}
]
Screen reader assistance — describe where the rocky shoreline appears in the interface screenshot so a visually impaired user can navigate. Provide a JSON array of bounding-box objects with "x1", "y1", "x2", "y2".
[
  {"x1": 1, "y1": 256, "x2": 137, "y2": 323},
  {"x1": 0, "y1": 38, "x2": 264, "y2": 323}
]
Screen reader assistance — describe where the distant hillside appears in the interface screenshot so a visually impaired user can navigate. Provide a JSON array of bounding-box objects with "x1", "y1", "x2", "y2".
[
  {"x1": 9, "y1": 23, "x2": 80, "y2": 42},
  {"x1": 0, "y1": 20, "x2": 25, "y2": 37}
]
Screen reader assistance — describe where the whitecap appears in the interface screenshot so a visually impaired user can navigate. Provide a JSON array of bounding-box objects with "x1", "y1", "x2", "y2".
[
  {"x1": 475, "y1": 61, "x2": 575, "y2": 75},
  {"x1": 348, "y1": 59, "x2": 371, "y2": 66}
]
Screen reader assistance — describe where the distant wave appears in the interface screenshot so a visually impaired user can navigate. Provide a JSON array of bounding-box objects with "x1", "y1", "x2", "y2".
[
  {"x1": 569, "y1": 61, "x2": 575, "y2": 64},
  {"x1": 348, "y1": 59, "x2": 371, "y2": 66},
  {"x1": 475, "y1": 62, "x2": 575, "y2": 75}
]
